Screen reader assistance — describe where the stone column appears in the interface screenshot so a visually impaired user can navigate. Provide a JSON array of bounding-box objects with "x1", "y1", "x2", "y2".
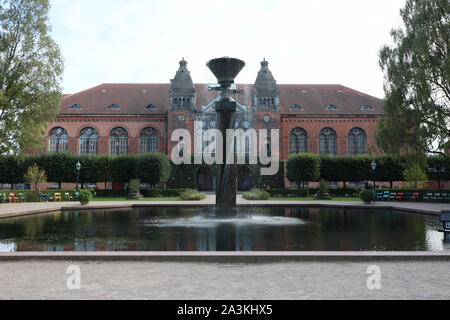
[{"x1": 215, "y1": 97, "x2": 237, "y2": 214}]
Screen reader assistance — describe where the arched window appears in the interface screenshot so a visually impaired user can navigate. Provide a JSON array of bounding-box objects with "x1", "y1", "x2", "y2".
[
  {"x1": 80, "y1": 127, "x2": 98, "y2": 155},
  {"x1": 110, "y1": 127, "x2": 128, "y2": 156},
  {"x1": 49, "y1": 127, "x2": 68, "y2": 152},
  {"x1": 348, "y1": 127, "x2": 366, "y2": 155},
  {"x1": 289, "y1": 128, "x2": 307, "y2": 154},
  {"x1": 319, "y1": 127, "x2": 337, "y2": 155},
  {"x1": 140, "y1": 127, "x2": 159, "y2": 153}
]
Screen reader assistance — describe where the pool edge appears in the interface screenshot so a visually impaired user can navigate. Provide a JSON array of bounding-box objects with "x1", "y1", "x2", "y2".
[{"x1": 1, "y1": 251, "x2": 449, "y2": 262}]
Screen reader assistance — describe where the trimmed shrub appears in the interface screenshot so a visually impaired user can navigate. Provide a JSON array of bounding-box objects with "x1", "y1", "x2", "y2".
[
  {"x1": 179, "y1": 189, "x2": 206, "y2": 201},
  {"x1": 112, "y1": 155, "x2": 137, "y2": 183},
  {"x1": 360, "y1": 189, "x2": 377, "y2": 204},
  {"x1": 287, "y1": 153, "x2": 321, "y2": 188},
  {"x1": 242, "y1": 188, "x2": 270, "y2": 200},
  {"x1": 78, "y1": 189, "x2": 93, "y2": 205},
  {"x1": 135, "y1": 152, "x2": 172, "y2": 185}
]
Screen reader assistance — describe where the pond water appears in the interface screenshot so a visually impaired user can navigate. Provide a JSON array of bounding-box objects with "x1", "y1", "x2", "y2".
[{"x1": 0, "y1": 206, "x2": 447, "y2": 252}]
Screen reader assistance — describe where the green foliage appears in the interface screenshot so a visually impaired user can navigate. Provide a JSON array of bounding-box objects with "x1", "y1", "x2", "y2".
[
  {"x1": 360, "y1": 189, "x2": 377, "y2": 204},
  {"x1": 95, "y1": 155, "x2": 114, "y2": 187},
  {"x1": 24, "y1": 163, "x2": 46, "y2": 190},
  {"x1": 112, "y1": 155, "x2": 137, "y2": 183},
  {"x1": 318, "y1": 179, "x2": 330, "y2": 193},
  {"x1": 179, "y1": 189, "x2": 206, "y2": 201},
  {"x1": 426, "y1": 155, "x2": 450, "y2": 182},
  {"x1": 242, "y1": 188, "x2": 270, "y2": 200},
  {"x1": 403, "y1": 165, "x2": 428, "y2": 188},
  {"x1": 135, "y1": 152, "x2": 172, "y2": 185},
  {"x1": 0, "y1": 154, "x2": 27, "y2": 184},
  {"x1": 376, "y1": 0, "x2": 450, "y2": 157},
  {"x1": 260, "y1": 161, "x2": 285, "y2": 188},
  {"x1": 78, "y1": 189, "x2": 93, "y2": 205},
  {"x1": 287, "y1": 153, "x2": 321, "y2": 187},
  {"x1": 0, "y1": 0, "x2": 64, "y2": 155},
  {"x1": 129, "y1": 178, "x2": 141, "y2": 194}
]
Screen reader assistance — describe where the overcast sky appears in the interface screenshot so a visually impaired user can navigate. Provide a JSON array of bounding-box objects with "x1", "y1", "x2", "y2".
[{"x1": 49, "y1": 0, "x2": 406, "y2": 99}]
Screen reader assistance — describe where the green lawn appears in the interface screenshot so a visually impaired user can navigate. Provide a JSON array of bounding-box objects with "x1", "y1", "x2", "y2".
[
  {"x1": 92, "y1": 197, "x2": 181, "y2": 201},
  {"x1": 269, "y1": 197, "x2": 361, "y2": 201}
]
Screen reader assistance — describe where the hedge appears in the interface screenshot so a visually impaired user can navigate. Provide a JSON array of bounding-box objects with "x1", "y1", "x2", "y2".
[{"x1": 1, "y1": 153, "x2": 449, "y2": 189}]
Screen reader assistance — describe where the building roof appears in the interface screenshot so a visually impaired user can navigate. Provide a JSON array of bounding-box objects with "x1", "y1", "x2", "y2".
[{"x1": 60, "y1": 83, "x2": 383, "y2": 116}]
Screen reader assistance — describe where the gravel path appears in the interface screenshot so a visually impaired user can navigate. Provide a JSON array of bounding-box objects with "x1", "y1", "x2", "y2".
[{"x1": 0, "y1": 261, "x2": 449, "y2": 300}]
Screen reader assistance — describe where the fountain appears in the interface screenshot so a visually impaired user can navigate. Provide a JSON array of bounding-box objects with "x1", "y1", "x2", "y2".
[{"x1": 206, "y1": 57, "x2": 245, "y2": 216}]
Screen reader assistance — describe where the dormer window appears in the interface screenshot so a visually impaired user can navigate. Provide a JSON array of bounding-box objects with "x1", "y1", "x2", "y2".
[
  {"x1": 145, "y1": 104, "x2": 156, "y2": 110},
  {"x1": 70, "y1": 104, "x2": 82, "y2": 110},
  {"x1": 361, "y1": 105, "x2": 374, "y2": 110},
  {"x1": 326, "y1": 104, "x2": 337, "y2": 111},
  {"x1": 108, "y1": 104, "x2": 120, "y2": 110},
  {"x1": 290, "y1": 104, "x2": 303, "y2": 111}
]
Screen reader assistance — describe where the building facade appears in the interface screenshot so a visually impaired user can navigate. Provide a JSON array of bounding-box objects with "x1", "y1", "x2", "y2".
[{"x1": 46, "y1": 59, "x2": 384, "y2": 189}]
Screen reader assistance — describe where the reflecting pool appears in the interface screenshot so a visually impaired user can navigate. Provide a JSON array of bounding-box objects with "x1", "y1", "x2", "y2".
[{"x1": 0, "y1": 206, "x2": 447, "y2": 252}]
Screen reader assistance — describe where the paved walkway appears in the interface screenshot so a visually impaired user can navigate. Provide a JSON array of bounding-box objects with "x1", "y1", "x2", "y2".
[
  {"x1": 0, "y1": 195, "x2": 449, "y2": 219},
  {"x1": 0, "y1": 260, "x2": 449, "y2": 299}
]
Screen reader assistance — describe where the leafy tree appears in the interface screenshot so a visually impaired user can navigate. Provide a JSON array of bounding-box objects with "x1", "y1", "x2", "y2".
[
  {"x1": 24, "y1": 162, "x2": 46, "y2": 189},
  {"x1": 0, "y1": 154, "x2": 26, "y2": 185},
  {"x1": 403, "y1": 165, "x2": 428, "y2": 188},
  {"x1": 376, "y1": 0, "x2": 450, "y2": 158},
  {"x1": 135, "y1": 152, "x2": 171, "y2": 186},
  {"x1": 112, "y1": 154, "x2": 137, "y2": 183},
  {"x1": 0, "y1": 0, "x2": 63, "y2": 155},
  {"x1": 95, "y1": 155, "x2": 114, "y2": 189},
  {"x1": 375, "y1": 154, "x2": 405, "y2": 188},
  {"x1": 286, "y1": 153, "x2": 320, "y2": 188}
]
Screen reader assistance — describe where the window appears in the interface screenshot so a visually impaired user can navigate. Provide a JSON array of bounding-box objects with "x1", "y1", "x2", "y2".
[
  {"x1": 80, "y1": 127, "x2": 98, "y2": 155},
  {"x1": 108, "y1": 104, "x2": 120, "y2": 110},
  {"x1": 140, "y1": 127, "x2": 158, "y2": 153},
  {"x1": 110, "y1": 127, "x2": 128, "y2": 156},
  {"x1": 319, "y1": 127, "x2": 337, "y2": 155},
  {"x1": 70, "y1": 104, "x2": 82, "y2": 110},
  {"x1": 348, "y1": 127, "x2": 366, "y2": 155},
  {"x1": 289, "y1": 127, "x2": 307, "y2": 154},
  {"x1": 49, "y1": 127, "x2": 68, "y2": 152},
  {"x1": 361, "y1": 105, "x2": 374, "y2": 110},
  {"x1": 326, "y1": 104, "x2": 337, "y2": 110},
  {"x1": 290, "y1": 104, "x2": 303, "y2": 111},
  {"x1": 145, "y1": 104, "x2": 157, "y2": 110}
]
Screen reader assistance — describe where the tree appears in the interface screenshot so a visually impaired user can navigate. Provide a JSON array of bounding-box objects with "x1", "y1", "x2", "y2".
[
  {"x1": 403, "y1": 165, "x2": 428, "y2": 188},
  {"x1": 376, "y1": 0, "x2": 450, "y2": 157},
  {"x1": 135, "y1": 153, "x2": 172, "y2": 186},
  {"x1": 24, "y1": 162, "x2": 46, "y2": 189},
  {"x1": 286, "y1": 153, "x2": 320, "y2": 188},
  {"x1": 0, "y1": 0, "x2": 63, "y2": 155}
]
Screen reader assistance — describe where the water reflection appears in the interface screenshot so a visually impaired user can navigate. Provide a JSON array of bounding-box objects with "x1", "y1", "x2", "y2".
[{"x1": 0, "y1": 206, "x2": 447, "y2": 252}]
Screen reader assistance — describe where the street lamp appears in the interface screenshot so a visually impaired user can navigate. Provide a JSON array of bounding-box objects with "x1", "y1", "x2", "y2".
[
  {"x1": 76, "y1": 161, "x2": 81, "y2": 192},
  {"x1": 371, "y1": 161, "x2": 377, "y2": 190}
]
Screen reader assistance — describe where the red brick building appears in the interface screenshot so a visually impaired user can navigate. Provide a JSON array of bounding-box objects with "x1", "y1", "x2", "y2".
[{"x1": 45, "y1": 59, "x2": 384, "y2": 189}]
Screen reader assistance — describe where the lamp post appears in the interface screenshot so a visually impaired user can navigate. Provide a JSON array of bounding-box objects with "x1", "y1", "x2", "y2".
[
  {"x1": 371, "y1": 161, "x2": 377, "y2": 190},
  {"x1": 76, "y1": 161, "x2": 81, "y2": 192}
]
